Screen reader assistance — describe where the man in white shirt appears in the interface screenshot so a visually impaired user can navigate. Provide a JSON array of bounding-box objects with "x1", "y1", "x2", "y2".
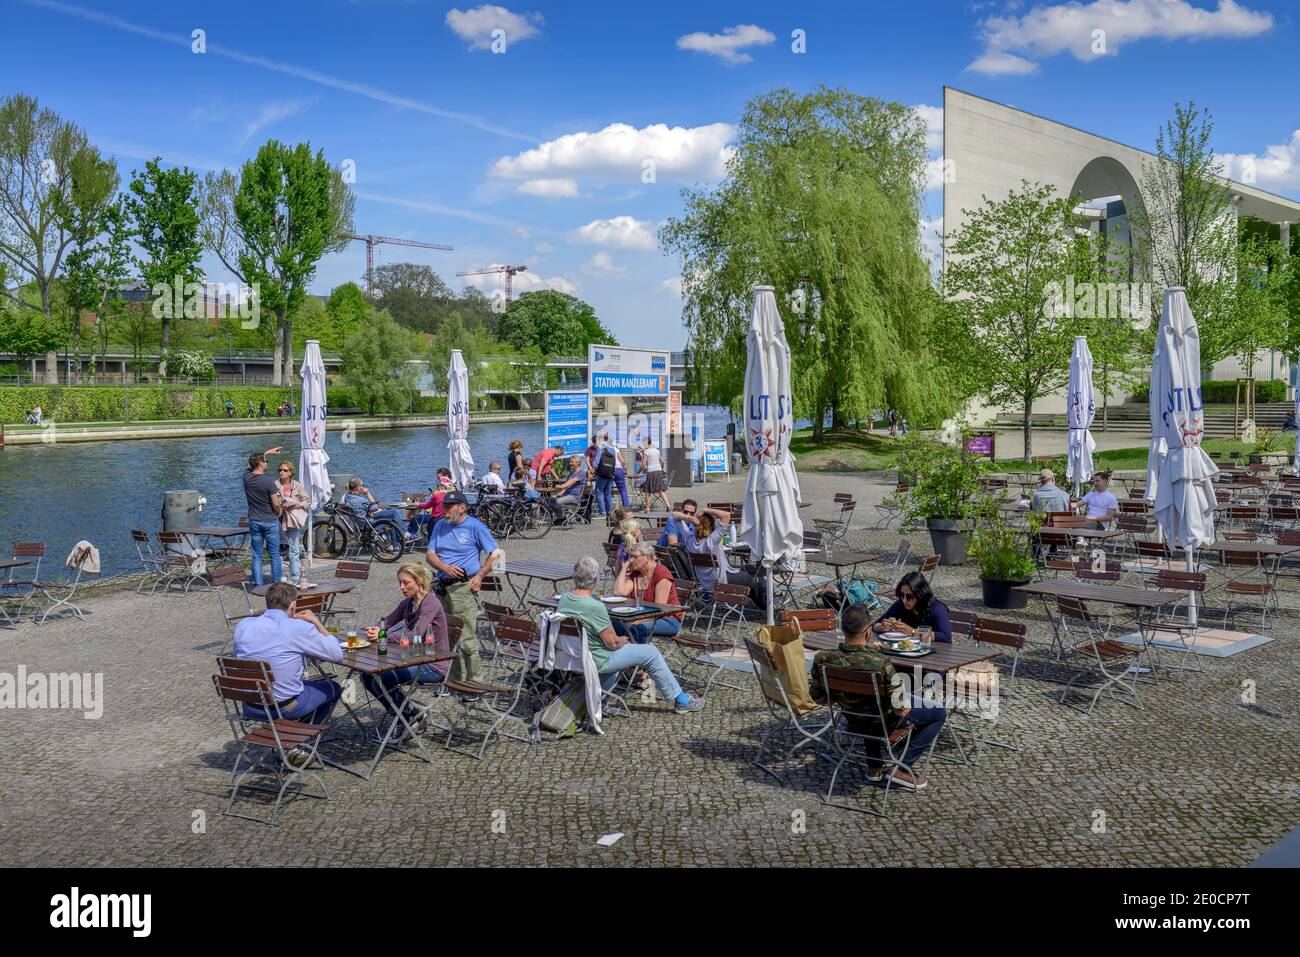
[{"x1": 479, "y1": 461, "x2": 506, "y2": 490}]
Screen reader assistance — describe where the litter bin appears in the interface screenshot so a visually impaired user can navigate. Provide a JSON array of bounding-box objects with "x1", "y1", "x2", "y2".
[{"x1": 161, "y1": 490, "x2": 206, "y2": 556}]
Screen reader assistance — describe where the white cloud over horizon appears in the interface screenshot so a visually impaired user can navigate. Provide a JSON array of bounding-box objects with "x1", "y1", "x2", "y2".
[
  {"x1": 516, "y1": 177, "x2": 579, "y2": 197},
  {"x1": 968, "y1": 0, "x2": 1273, "y2": 75},
  {"x1": 1220, "y1": 129, "x2": 1300, "y2": 191},
  {"x1": 445, "y1": 5, "x2": 543, "y2": 51},
  {"x1": 572, "y1": 216, "x2": 658, "y2": 251},
  {"x1": 239, "y1": 98, "x2": 312, "y2": 145},
  {"x1": 676, "y1": 24, "x2": 776, "y2": 64}
]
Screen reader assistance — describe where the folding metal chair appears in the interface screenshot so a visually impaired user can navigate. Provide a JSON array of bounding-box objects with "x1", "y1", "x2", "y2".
[
  {"x1": 35, "y1": 545, "x2": 99, "y2": 624},
  {"x1": 874, "y1": 484, "x2": 910, "y2": 530},
  {"x1": 1147, "y1": 569, "x2": 1210, "y2": 674},
  {"x1": 129, "y1": 530, "x2": 171, "y2": 593},
  {"x1": 1055, "y1": 596, "x2": 1144, "y2": 715},
  {"x1": 1218, "y1": 549, "x2": 1277, "y2": 629},
  {"x1": 155, "y1": 531, "x2": 209, "y2": 593},
  {"x1": 670, "y1": 582, "x2": 750, "y2": 697},
  {"x1": 949, "y1": 617, "x2": 1027, "y2": 760},
  {"x1": 211, "y1": 661, "x2": 329, "y2": 826},
  {"x1": 916, "y1": 554, "x2": 940, "y2": 585},
  {"x1": 813, "y1": 664, "x2": 924, "y2": 817},
  {"x1": 211, "y1": 565, "x2": 257, "y2": 634},
  {"x1": 743, "y1": 636, "x2": 832, "y2": 781},
  {"x1": 813, "y1": 500, "x2": 856, "y2": 549},
  {"x1": 442, "y1": 617, "x2": 532, "y2": 760}
]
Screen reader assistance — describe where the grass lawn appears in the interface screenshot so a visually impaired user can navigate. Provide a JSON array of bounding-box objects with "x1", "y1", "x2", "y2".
[
  {"x1": 992, "y1": 438, "x2": 1268, "y2": 473},
  {"x1": 788, "y1": 427, "x2": 905, "y2": 471}
]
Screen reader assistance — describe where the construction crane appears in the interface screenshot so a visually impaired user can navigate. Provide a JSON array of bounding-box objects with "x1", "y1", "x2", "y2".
[
  {"x1": 456, "y1": 265, "x2": 528, "y2": 305},
  {"x1": 351, "y1": 235, "x2": 453, "y2": 297}
]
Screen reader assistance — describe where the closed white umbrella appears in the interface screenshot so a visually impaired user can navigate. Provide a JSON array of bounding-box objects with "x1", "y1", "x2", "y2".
[
  {"x1": 1066, "y1": 336, "x2": 1097, "y2": 498},
  {"x1": 299, "y1": 341, "x2": 332, "y2": 581},
  {"x1": 1293, "y1": 393, "x2": 1299, "y2": 474},
  {"x1": 446, "y1": 349, "x2": 475, "y2": 486},
  {"x1": 1144, "y1": 288, "x2": 1219, "y2": 625},
  {"x1": 738, "y1": 285, "x2": 804, "y2": 625}
]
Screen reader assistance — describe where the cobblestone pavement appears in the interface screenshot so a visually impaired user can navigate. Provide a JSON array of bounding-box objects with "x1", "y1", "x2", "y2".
[{"x1": 2, "y1": 471, "x2": 1296, "y2": 867}]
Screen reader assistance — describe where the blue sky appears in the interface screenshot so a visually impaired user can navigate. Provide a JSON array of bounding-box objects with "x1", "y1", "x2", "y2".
[{"x1": 2, "y1": 0, "x2": 1298, "y2": 348}]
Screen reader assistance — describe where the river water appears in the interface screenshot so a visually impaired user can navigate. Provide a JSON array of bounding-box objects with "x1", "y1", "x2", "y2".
[{"x1": 0, "y1": 406, "x2": 734, "y2": 577}]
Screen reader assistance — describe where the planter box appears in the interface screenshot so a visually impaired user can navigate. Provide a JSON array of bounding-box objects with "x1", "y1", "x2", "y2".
[
  {"x1": 981, "y1": 576, "x2": 1031, "y2": 610},
  {"x1": 926, "y1": 518, "x2": 971, "y2": 566}
]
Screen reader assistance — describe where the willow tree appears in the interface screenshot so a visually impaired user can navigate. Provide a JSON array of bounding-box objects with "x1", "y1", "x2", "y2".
[{"x1": 660, "y1": 87, "x2": 953, "y2": 442}]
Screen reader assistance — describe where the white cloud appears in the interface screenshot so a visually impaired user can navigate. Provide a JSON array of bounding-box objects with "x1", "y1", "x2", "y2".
[
  {"x1": 969, "y1": 0, "x2": 1273, "y2": 74},
  {"x1": 660, "y1": 277, "x2": 683, "y2": 298},
  {"x1": 445, "y1": 5, "x2": 543, "y2": 51},
  {"x1": 1220, "y1": 130, "x2": 1300, "y2": 191},
  {"x1": 925, "y1": 157, "x2": 947, "y2": 191},
  {"x1": 914, "y1": 104, "x2": 944, "y2": 153},
  {"x1": 919, "y1": 217, "x2": 944, "y2": 268},
  {"x1": 515, "y1": 177, "x2": 579, "y2": 198},
  {"x1": 535, "y1": 242, "x2": 553, "y2": 254},
  {"x1": 967, "y1": 51, "x2": 1039, "y2": 75},
  {"x1": 583, "y1": 252, "x2": 626, "y2": 277},
  {"x1": 572, "y1": 216, "x2": 658, "y2": 251},
  {"x1": 490, "y1": 122, "x2": 735, "y2": 185},
  {"x1": 676, "y1": 24, "x2": 776, "y2": 65},
  {"x1": 514, "y1": 227, "x2": 530, "y2": 240},
  {"x1": 240, "y1": 99, "x2": 312, "y2": 145}
]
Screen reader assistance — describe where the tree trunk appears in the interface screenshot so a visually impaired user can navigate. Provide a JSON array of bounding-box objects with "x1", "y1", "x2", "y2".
[
  {"x1": 1101, "y1": 361, "x2": 1109, "y2": 431},
  {"x1": 281, "y1": 322, "x2": 294, "y2": 386},
  {"x1": 272, "y1": 309, "x2": 285, "y2": 386},
  {"x1": 1023, "y1": 404, "x2": 1033, "y2": 462},
  {"x1": 159, "y1": 318, "x2": 170, "y2": 379},
  {"x1": 812, "y1": 402, "x2": 826, "y2": 443}
]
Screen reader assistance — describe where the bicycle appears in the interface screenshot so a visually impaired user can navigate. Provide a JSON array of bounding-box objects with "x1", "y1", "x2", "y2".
[{"x1": 311, "y1": 501, "x2": 405, "y2": 563}]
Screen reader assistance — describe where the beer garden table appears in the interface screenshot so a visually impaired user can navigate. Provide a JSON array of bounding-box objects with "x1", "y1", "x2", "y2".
[
  {"x1": 309, "y1": 637, "x2": 457, "y2": 780},
  {"x1": 181, "y1": 526, "x2": 249, "y2": 561},
  {"x1": 1014, "y1": 579, "x2": 1184, "y2": 668},
  {"x1": 502, "y1": 558, "x2": 574, "y2": 605},
  {"x1": 528, "y1": 595, "x2": 687, "y2": 627}
]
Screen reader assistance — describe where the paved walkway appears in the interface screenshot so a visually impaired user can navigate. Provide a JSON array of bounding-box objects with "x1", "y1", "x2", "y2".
[{"x1": 1, "y1": 471, "x2": 1296, "y2": 866}]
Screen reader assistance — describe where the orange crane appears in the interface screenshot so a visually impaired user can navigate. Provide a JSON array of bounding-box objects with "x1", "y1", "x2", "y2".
[
  {"x1": 351, "y1": 234, "x2": 453, "y2": 296},
  {"x1": 456, "y1": 264, "x2": 528, "y2": 304}
]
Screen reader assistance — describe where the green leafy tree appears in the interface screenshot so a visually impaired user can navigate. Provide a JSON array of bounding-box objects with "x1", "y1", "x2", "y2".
[
  {"x1": 661, "y1": 87, "x2": 950, "y2": 441},
  {"x1": 1129, "y1": 102, "x2": 1236, "y2": 362},
  {"x1": 200, "y1": 142, "x2": 355, "y2": 385},
  {"x1": 170, "y1": 348, "x2": 216, "y2": 380},
  {"x1": 126, "y1": 158, "x2": 203, "y2": 377},
  {"x1": 0, "y1": 94, "x2": 118, "y2": 382},
  {"x1": 496, "y1": 290, "x2": 613, "y2": 355},
  {"x1": 326, "y1": 281, "x2": 368, "y2": 343},
  {"x1": 340, "y1": 309, "x2": 415, "y2": 413},
  {"x1": 0, "y1": 302, "x2": 63, "y2": 366},
  {"x1": 371, "y1": 262, "x2": 453, "y2": 333},
  {"x1": 939, "y1": 180, "x2": 1084, "y2": 460},
  {"x1": 429, "y1": 314, "x2": 499, "y2": 396},
  {"x1": 1226, "y1": 228, "x2": 1288, "y2": 378}
]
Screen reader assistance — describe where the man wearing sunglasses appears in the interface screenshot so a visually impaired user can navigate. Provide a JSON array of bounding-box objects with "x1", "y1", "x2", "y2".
[{"x1": 657, "y1": 498, "x2": 699, "y2": 547}]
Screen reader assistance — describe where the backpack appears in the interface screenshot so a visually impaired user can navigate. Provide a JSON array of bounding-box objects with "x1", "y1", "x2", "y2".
[
  {"x1": 661, "y1": 541, "x2": 697, "y2": 583},
  {"x1": 537, "y1": 676, "x2": 589, "y2": 736},
  {"x1": 820, "y1": 576, "x2": 881, "y2": 611},
  {"x1": 596, "y1": 446, "x2": 617, "y2": 479}
]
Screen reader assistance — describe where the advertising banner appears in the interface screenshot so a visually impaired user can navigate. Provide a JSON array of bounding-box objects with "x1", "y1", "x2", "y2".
[
  {"x1": 588, "y1": 345, "x2": 670, "y2": 397},
  {"x1": 703, "y1": 440, "x2": 729, "y2": 474},
  {"x1": 545, "y1": 391, "x2": 591, "y2": 455}
]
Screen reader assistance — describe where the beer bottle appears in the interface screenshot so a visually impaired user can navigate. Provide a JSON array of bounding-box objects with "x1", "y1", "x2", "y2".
[{"x1": 376, "y1": 618, "x2": 388, "y2": 655}]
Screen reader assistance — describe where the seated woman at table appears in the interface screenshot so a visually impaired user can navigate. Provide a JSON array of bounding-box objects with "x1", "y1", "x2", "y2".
[
  {"x1": 679, "y1": 509, "x2": 758, "y2": 603},
  {"x1": 872, "y1": 571, "x2": 952, "y2": 644},
  {"x1": 509, "y1": 468, "x2": 541, "y2": 501},
  {"x1": 616, "y1": 518, "x2": 642, "y2": 563},
  {"x1": 361, "y1": 563, "x2": 451, "y2": 729},
  {"x1": 1079, "y1": 470, "x2": 1118, "y2": 530},
  {"x1": 611, "y1": 542, "x2": 685, "y2": 643}
]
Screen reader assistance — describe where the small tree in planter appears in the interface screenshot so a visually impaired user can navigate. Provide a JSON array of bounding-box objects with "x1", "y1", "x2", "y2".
[
  {"x1": 886, "y1": 434, "x2": 985, "y2": 564},
  {"x1": 968, "y1": 508, "x2": 1038, "y2": 609}
]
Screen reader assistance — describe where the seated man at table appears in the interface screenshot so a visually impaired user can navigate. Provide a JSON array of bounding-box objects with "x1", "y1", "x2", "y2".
[
  {"x1": 479, "y1": 461, "x2": 507, "y2": 491},
  {"x1": 558, "y1": 556, "x2": 703, "y2": 713},
  {"x1": 657, "y1": 498, "x2": 698, "y2": 547},
  {"x1": 1030, "y1": 468, "x2": 1071, "y2": 515},
  {"x1": 554, "y1": 456, "x2": 588, "y2": 508},
  {"x1": 611, "y1": 542, "x2": 684, "y2": 643},
  {"x1": 809, "y1": 603, "x2": 944, "y2": 792},
  {"x1": 342, "y1": 477, "x2": 403, "y2": 549},
  {"x1": 232, "y1": 582, "x2": 345, "y2": 762}
]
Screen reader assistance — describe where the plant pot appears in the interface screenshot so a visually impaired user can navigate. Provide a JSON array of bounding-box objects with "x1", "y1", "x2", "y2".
[
  {"x1": 980, "y1": 576, "x2": 1031, "y2": 609},
  {"x1": 926, "y1": 518, "x2": 972, "y2": 566}
]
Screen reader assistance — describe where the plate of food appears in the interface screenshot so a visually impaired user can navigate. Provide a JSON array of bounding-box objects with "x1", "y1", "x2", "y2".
[
  {"x1": 609, "y1": 604, "x2": 651, "y2": 616},
  {"x1": 339, "y1": 638, "x2": 372, "y2": 651},
  {"x1": 599, "y1": 595, "x2": 628, "y2": 604},
  {"x1": 878, "y1": 631, "x2": 910, "y2": 642}
]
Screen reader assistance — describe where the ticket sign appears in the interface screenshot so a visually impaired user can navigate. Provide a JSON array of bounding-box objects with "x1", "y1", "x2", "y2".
[
  {"x1": 963, "y1": 432, "x2": 996, "y2": 459},
  {"x1": 588, "y1": 345, "x2": 670, "y2": 397},
  {"x1": 703, "y1": 440, "x2": 729, "y2": 474},
  {"x1": 668, "y1": 390, "x2": 683, "y2": 434},
  {"x1": 545, "y1": 391, "x2": 591, "y2": 455}
]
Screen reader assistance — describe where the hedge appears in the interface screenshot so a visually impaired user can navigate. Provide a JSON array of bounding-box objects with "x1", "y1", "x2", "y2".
[
  {"x1": 0, "y1": 385, "x2": 446, "y2": 424},
  {"x1": 1130, "y1": 379, "x2": 1287, "y2": 404}
]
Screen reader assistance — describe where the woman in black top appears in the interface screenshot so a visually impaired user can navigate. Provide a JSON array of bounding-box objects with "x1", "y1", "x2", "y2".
[
  {"x1": 872, "y1": 572, "x2": 952, "y2": 643},
  {"x1": 507, "y1": 439, "x2": 524, "y2": 476}
]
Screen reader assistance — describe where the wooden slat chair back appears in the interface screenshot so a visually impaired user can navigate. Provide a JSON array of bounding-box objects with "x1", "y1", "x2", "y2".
[
  {"x1": 334, "y1": 560, "x2": 371, "y2": 580},
  {"x1": 1048, "y1": 515, "x2": 1088, "y2": 529},
  {"x1": 971, "y1": 616, "x2": 1028, "y2": 691},
  {"x1": 442, "y1": 611, "x2": 531, "y2": 759},
  {"x1": 210, "y1": 667, "x2": 328, "y2": 825},
  {"x1": 779, "y1": 608, "x2": 836, "y2": 633},
  {"x1": 802, "y1": 530, "x2": 825, "y2": 549},
  {"x1": 815, "y1": 663, "x2": 916, "y2": 816},
  {"x1": 1135, "y1": 539, "x2": 1172, "y2": 562},
  {"x1": 1075, "y1": 566, "x2": 1120, "y2": 584},
  {"x1": 949, "y1": 609, "x2": 977, "y2": 639},
  {"x1": 1118, "y1": 500, "x2": 1148, "y2": 515},
  {"x1": 1127, "y1": 487, "x2": 1147, "y2": 499},
  {"x1": 742, "y1": 636, "x2": 832, "y2": 781},
  {"x1": 917, "y1": 554, "x2": 940, "y2": 576}
]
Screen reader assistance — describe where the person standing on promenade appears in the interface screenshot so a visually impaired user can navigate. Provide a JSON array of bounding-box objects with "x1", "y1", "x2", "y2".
[{"x1": 243, "y1": 446, "x2": 285, "y2": 586}]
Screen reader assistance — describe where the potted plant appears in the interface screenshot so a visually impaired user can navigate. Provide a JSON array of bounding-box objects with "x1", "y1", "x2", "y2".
[
  {"x1": 885, "y1": 434, "x2": 984, "y2": 565},
  {"x1": 968, "y1": 509, "x2": 1038, "y2": 609},
  {"x1": 1249, "y1": 427, "x2": 1286, "y2": 465}
]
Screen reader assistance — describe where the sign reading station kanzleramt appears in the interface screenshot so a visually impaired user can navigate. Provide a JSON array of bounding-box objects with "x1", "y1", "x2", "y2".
[
  {"x1": 545, "y1": 391, "x2": 591, "y2": 455},
  {"x1": 703, "y1": 440, "x2": 729, "y2": 474},
  {"x1": 588, "y1": 345, "x2": 670, "y2": 397}
]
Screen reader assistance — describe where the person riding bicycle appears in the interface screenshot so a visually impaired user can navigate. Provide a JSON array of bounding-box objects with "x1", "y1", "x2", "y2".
[{"x1": 342, "y1": 477, "x2": 403, "y2": 551}]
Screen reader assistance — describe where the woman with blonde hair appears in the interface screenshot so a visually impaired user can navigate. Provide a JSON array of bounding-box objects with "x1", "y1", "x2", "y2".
[
  {"x1": 275, "y1": 460, "x2": 310, "y2": 587},
  {"x1": 361, "y1": 562, "x2": 451, "y2": 730},
  {"x1": 617, "y1": 517, "x2": 642, "y2": 563}
]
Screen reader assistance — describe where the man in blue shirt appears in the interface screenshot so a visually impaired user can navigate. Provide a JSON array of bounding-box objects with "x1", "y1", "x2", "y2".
[
  {"x1": 232, "y1": 582, "x2": 344, "y2": 764},
  {"x1": 425, "y1": 491, "x2": 502, "y2": 681},
  {"x1": 657, "y1": 498, "x2": 697, "y2": 547}
]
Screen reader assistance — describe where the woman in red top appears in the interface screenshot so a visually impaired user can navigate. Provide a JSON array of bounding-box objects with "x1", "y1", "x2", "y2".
[
  {"x1": 406, "y1": 468, "x2": 454, "y2": 542},
  {"x1": 611, "y1": 541, "x2": 684, "y2": 644}
]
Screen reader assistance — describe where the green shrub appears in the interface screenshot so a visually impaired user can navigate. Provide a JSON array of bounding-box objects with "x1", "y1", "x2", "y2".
[{"x1": 1130, "y1": 379, "x2": 1286, "y2": 404}]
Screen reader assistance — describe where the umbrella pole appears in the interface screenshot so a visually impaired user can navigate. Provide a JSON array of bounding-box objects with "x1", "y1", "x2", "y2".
[{"x1": 1186, "y1": 545, "x2": 1197, "y2": 629}]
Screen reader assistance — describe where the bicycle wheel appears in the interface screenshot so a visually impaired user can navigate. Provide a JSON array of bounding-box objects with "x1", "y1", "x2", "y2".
[
  {"x1": 486, "y1": 502, "x2": 514, "y2": 539},
  {"x1": 368, "y1": 520, "x2": 404, "y2": 563},
  {"x1": 515, "y1": 501, "x2": 554, "y2": 540},
  {"x1": 312, "y1": 520, "x2": 347, "y2": 559}
]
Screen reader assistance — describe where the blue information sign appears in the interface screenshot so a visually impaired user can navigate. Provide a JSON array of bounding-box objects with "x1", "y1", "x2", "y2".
[{"x1": 545, "y1": 391, "x2": 591, "y2": 455}]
